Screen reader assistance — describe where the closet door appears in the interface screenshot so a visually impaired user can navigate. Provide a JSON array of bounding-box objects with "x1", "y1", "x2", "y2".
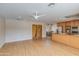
[
  {"x1": 32, "y1": 24, "x2": 42, "y2": 40},
  {"x1": 36, "y1": 25, "x2": 42, "y2": 40},
  {"x1": 32, "y1": 24, "x2": 37, "y2": 40}
]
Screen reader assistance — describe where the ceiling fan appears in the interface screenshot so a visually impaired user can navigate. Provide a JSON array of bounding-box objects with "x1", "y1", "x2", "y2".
[
  {"x1": 31, "y1": 11, "x2": 46, "y2": 20},
  {"x1": 31, "y1": 3, "x2": 55, "y2": 20},
  {"x1": 16, "y1": 16, "x2": 22, "y2": 20}
]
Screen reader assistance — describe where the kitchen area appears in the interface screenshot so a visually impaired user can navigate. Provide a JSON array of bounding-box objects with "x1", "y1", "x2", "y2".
[
  {"x1": 52, "y1": 19, "x2": 79, "y2": 49},
  {"x1": 57, "y1": 19, "x2": 79, "y2": 35}
]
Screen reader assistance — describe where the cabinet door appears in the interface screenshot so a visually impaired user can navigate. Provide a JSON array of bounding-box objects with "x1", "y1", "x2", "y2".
[
  {"x1": 65, "y1": 22, "x2": 71, "y2": 26},
  {"x1": 57, "y1": 23, "x2": 61, "y2": 26},
  {"x1": 74, "y1": 20, "x2": 79, "y2": 26},
  {"x1": 71, "y1": 21, "x2": 75, "y2": 26},
  {"x1": 62, "y1": 22, "x2": 66, "y2": 33}
]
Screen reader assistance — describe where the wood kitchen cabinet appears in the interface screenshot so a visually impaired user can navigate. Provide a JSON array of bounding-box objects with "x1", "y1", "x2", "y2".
[
  {"x1": 57, "y1": 22, "x2": 66, "y2": 33},
  {"x1": 52, "y1": 34, "x2": 79, "y2": 49},
  {"x1": 57, "y1": 19, "x2": 79, "y2": 33}
]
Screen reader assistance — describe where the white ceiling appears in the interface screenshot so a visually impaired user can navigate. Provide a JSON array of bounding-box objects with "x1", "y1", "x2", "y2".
[{"x1": 0, "y1": 3, "x2": 79, "y2": 24}]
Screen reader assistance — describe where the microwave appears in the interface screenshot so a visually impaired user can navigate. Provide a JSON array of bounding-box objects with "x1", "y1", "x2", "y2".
[{"x1": 71, "y1": 27, "x2": 79, "y2": 34}]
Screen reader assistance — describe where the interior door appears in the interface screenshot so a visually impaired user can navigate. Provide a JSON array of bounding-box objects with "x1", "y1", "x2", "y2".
[
  {"x1": 32, "y1": 24, "x2": 42, "y2": 40},
  {"x1": 32, "y1": 24, "x2": 37, "y2": 40},
  {"x1": 36, "y1": 25, "x2": 42, "y2": 40}
]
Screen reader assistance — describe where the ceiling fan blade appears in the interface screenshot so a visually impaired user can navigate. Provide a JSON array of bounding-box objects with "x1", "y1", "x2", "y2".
[
  {"x1": 31, "y1": 15, "x2": 38, "y2": 19},
  {"x1": 38, "y1": 14, "x2": 46, "y2": 17},
  {"x1": 31, "y1": 11, "x2": 46, "y2": 20}
]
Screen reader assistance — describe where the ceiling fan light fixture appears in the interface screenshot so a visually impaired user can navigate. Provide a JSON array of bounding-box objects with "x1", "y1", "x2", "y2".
[
  {"x1": 32, "y1": 11, "x2": 46, "y2": 20},
  {"x1": 16, "y1": 16, "x2": 22, "y2": 20}
]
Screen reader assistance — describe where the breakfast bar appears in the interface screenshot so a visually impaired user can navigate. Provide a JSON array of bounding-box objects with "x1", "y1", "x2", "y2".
[{"x1": 52, "y1": 33, "x2": 79, "y2": 49}]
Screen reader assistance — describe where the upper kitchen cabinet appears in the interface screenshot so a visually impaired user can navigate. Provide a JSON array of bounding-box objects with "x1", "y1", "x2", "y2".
[{"x1": 57, "y1": 19, "x2": 79, "y2": 34}]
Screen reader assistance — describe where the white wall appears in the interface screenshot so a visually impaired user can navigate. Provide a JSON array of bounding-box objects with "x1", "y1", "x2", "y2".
[
  {"x1": 52, "y1": 24, "x2": 63, "y2": 33},
  {"x1": 46, "y1": 24, "x2": 52, "y2": 32},
  {"x1": 5, "y1": 19, "x2": 46, "y2": 43},
  {"x1": 52, "y1": 24, "x2": 58, "y2": 33},
  {"x1": 0, "y1": 18, "x2": 5, "y2": 48}
]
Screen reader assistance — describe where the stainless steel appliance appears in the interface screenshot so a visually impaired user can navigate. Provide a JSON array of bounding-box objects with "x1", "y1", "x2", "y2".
[{"x1": 71, "y1": 26, "x2": 79, "y2": 34}]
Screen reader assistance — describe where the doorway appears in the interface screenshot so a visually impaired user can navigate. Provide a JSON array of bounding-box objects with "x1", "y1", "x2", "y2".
[{"x1": 32, "y1": 24, "x2": 42, "y2": 40}]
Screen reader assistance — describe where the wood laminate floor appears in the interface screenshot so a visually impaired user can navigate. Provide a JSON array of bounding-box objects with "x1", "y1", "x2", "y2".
[{"x1": 0, "y1": 39, "x2": 79, "y2": 56}]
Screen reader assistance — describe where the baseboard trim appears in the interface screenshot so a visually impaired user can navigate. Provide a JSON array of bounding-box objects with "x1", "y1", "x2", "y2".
[
  {"x1": 5, "y1": 37, "x2": 46, "y2": 43},
  {"x1": 0, "y1": 42, "x2": 5, "y2": 48},
  {"x1": 6, "y1": 38, "x2": 32, "y2": 43}
]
